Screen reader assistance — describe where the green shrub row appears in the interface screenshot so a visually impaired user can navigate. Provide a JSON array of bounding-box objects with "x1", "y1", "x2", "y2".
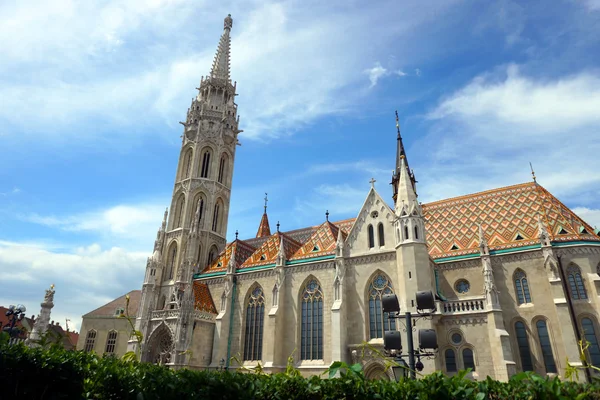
[{"x1": 1, "y1": 340, "x2": 600, "y2": 400}]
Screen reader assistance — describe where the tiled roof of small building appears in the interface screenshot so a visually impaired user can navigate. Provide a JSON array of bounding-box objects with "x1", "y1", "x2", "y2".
[{"x1": 192, "y1": 281, "x2": 217, "y2": 313}]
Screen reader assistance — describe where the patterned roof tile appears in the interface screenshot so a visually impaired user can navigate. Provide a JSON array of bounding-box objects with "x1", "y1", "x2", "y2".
[
  {"x1": 291, "y1": 221, "x2": 345, "y2": 260},
  {"x1": 240, "y1": 232, "x2": 302, "y2": 268},
  {"x1": 192, "y1": 281, "x2": 217, "y2": 313},
  {"x1": 201, "y1": 239, "x2": 256, "y2": 274}
]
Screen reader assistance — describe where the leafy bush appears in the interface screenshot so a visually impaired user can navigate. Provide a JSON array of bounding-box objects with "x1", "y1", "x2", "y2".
[{"x1": 1, "y1": 338, "x2": 600, "y2": 400}]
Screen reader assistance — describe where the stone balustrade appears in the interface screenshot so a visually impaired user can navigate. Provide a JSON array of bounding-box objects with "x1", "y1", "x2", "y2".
[{"x1": 439, "y1": 298, "x2": 486, "y2": 314}]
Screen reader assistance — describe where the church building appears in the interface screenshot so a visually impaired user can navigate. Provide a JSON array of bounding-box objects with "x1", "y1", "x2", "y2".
[{"x1": 126, "y1": 14, "x2": 600, "y2": 381}]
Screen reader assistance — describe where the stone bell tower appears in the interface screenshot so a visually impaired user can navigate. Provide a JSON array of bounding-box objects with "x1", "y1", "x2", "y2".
[{"x1": 130, "y1": 14, "x2": 242, "y2": 364}]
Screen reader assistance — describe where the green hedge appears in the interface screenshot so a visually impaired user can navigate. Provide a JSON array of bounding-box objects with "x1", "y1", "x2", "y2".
[{"x1": 1, "y1": 341, "x2": 600, "y2": 400}]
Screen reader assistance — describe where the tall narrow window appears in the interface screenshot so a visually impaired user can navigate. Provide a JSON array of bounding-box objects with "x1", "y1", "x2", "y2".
[
  {"x1": 367, "y1": 224, "x2": 375, "y2": 248},
  {"x1": 243, "y1": 287, "x2": 265, "y2": 361},
  {"x1": 105, "y1": 330, "x2": 118, "y2": 354},
  {"x1": 567, "y1": 264, "x2": 587, "y2": 300},
  {"x1": 378, "y1": 223, "x2": 385, "y2": 246},
  {"x1": 218, "y1": 154, "x2": 227, "y2": 184},
  {"x1": 404, "y1": 226, "x2": 409, "y2": 241},
  {"x1": 414, "y1": 226, "x2": 419, "y2": 240},
  {"x1": 536, "y1": 320, "x2": 557, "y2": 373},
  {"x1": 445, "y1": 349, "x2": 457, "y2": 372},
  {"x1": 195, "y1": 244, "x2": 203, "y2": 266},
  {"x1": 515, "y1": 321, "x2": 534, "y2": 371},
  {"x1": 582, "y1": 318, "x2": 600, "y2": 367},
  {"x1": 212, "y1": 203, "x2": 220, "y2": 232},
  {"x1": 84, "y1": 330, "x2": 97, "y2": 352},
  {"x1": 175, "y1": 195, "x2": 185, "y2": 228},
  {"x1": 196, "y1": 198, "x2": 204, "y2": 226},
  {"x1": 301, "y1": 279, "x2": 323, "y2": 360},
  {"x1": 514, "y1": 269, "x2": 532, "y2": 304},
  {"x1": 462, "y1": 348, "x2": 475, "y2": 371},
  {"x1": 166, "y1": 244, "x2": 177, "y2": 280},
  {"x1": 207, "y1": 246, "x2": 217, "y2": 267},
  {"x1": 368, "y1": 274, "x2": 396, "y2": 339},
  {"x1": 183, "y1": 149, "x2": 192, "y2": 179},
  {"x1": 200, "y1": 150, "x2": 211, "y2": 178}
]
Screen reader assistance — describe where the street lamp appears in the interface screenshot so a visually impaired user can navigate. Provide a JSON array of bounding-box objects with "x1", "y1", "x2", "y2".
[
  {"x1": 382, "y1": 291, "x2": 438, "y2": 379},
  {"x1": 3, "y1": 304, "x2": 27, "y2": 341},
  {"x1": 391, "y1": 357, "x2": 409, "y2": 381}
]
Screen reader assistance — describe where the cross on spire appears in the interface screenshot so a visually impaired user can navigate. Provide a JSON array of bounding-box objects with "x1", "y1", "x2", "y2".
[
  {"x1": 276, "y1": 221, "x2": 280, "y2": 232},
  {"x1": 264, "y1": 192, "x2": 268, "y2": 213},
  {"x1": 370, "y1": 178, "x2": 376, "y2": 188},
  {"x1": 325, "y1": 210, "x2": 329, "y2": 221},
  {"x1": 529, "y1": 162, "x2": 537, "y2": 183},
  {"x1": 235, "y1": 230, "x2": 239, "y2": 240}
]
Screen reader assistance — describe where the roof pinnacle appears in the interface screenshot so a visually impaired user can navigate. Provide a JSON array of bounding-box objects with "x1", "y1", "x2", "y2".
[
  {"x1": 325, "y1": 210, "x2": 329, "y2": 222},
  {"x1": 529, "y1": 162, "x2": 537, "y2": 183},
  {"x1": 256, "y1": 194, "x2": 271, "y2": 238},
  {"x1": 209, "y1": 14, "x2": 233, "y2": 81},
  {"x1": 264, "y1": 192, "x2": 268, "y2": 213}
]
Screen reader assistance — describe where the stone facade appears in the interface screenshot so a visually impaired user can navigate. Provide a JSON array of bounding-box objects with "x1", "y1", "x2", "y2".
[{"x1": 123, "y1": 14, "x2": 600, "y2": 382}]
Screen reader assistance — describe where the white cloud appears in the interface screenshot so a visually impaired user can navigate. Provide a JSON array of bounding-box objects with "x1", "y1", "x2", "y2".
[
  {"x1": 572, "y1": 207, "x2": 600, "y2": 229},
  {"x1": 365, "y1": 62, "x2": 388, "y2": 88},
  {"x1": 583, "y1": 0, "x2": 600, "y2": 11}
]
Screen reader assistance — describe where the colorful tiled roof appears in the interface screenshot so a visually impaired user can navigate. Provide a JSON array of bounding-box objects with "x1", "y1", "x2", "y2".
[
  {"x1": 422, "y1": 182, "x2": 600, "y2": 259},
  {"x1": 192, "y1": 281, "x2": 217, "y2": 313},
  {"x1": 256, "y1": 212, "x2": 271, "y2": 238},
  {"x1": 202, "y1": 239, "x2": 256, "y2": 274},
  {"x1": 291, "y1": 221, "x2": 346, "y2": 260},
  {"x1": 240, "y1": 232, "x2": 302, "y2": 269}
]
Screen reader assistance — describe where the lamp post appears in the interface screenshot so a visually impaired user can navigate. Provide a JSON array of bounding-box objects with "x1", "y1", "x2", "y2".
[
  {"x1": 382, "y1": 291, "x2": 438, "y2": 380},
  {"x1": 3, "y1": 304, "x2": 27, "y2": 342}
]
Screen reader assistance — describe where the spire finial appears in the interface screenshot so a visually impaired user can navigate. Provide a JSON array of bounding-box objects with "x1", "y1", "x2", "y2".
[
  {"x1": 369, "y1": 177, "x2": 376, "y2": 188},
  {"x1": 264, "y1": 192, "x2": 268, "y2": 213},
  {"x1": 235, "y1": 230, "x2": 239, "y2": 240},
  {"x1": 325, "y1": 210, "x2": 329, "y2": 221},
  {"x1": 395, "y1": 110, "x2": 401, "y2": 138},
  {"x1": 209, "y1": 14, "x2": 233, "y2": 81},
  {"x1": 277, "y1": 221, "x2": 280, "y2": 232},
  {"x1": 529, "y1": 162, "x2": 537, "y2": 183}
]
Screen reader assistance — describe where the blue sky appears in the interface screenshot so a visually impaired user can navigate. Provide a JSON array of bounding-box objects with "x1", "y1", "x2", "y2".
[{"x1": 1, "y1": 0, "x2": 599, "y2": 332}]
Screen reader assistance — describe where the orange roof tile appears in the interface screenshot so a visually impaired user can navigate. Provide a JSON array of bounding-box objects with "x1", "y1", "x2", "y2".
[
  {"x1": 192, "y1": 281, "x2": 217, "y2": 313},
  {"x1": 291, "y1": 221, "x2": 346, "y2": 260},
  {"x1": 240, "y1": 232, "x2": 302, "y2": 269},
  {"x1": 256, "y1": 212, "x2": 271, "y2": 238},
  {"x1": 202, "y1": 239, "x2": 256, "y2": 274}
]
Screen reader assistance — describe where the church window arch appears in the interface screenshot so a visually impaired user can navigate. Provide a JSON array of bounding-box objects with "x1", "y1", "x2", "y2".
[
  {"x1": 300, "y1": 278, "x2": 323, "y2": 360},
  {"x1": 444, "y1": 348, "x2": 457, "y2": 372},
  {"x1": 84, "y1": 330, "x2": 97, "y2": 352},
  {"x1": 367, "y1": 272, "x2": 396, "y2": 339},
  {"x1": 513, "y1": 269, "x2": 531, "y2": 305},
  {"x1": 414, "y1": 225, "x2": 419, "y2": 240},
  {"x1": 535, "y1": 319, "x2": 557, "y2": 373},
  {"x1": 581, "y1": 317, "x2": 600, "y2": 367},
  {"x1": 367, "y1": 224, "x2": 375, "y2": 248},
  {"x1": 165, "y1": 242, "x2": 177, "y2": 280},
  {"x1": 105, "y1": 330, "x2": 118, "y2": 354},
  {"x1": 191, "y1": 193, "x2": 206, "y2": 229},
  {"x1": 207, "y1": 245, "x2": 218, "y2": 267},
  {"x1": 462, "y1": 348, "x2": 475, "y2": 371},
  {"x1": 514, "y1": 320, "x2": 534, "y2": 372},
  {"x1": 182, "y1": 148, "x2": 193, "y2": 179},
  {"x1": 243, "y1": 285, "x2": 265, "y2": 361},
  {"x1": 218, "y1": 153, "x2": 229, "y2": 185},
  {"x1": 566, "y1": 263, "x2": 587, "y2": 300},
  {"x1": 404, "y1": 225, "x2": 409, "y2": 241},
  {"x1": 174, "y1": 194, "x2": 185, "y2": 228},
  {"x1": 378, "y1": 223, "x2": 385, "y2": 246},
  {"x1": 200, "y1": 148, "x2": 212, "y2": 178},
  {"x1": 212, "y1": 199, "x2": 223, "y2": 233}
]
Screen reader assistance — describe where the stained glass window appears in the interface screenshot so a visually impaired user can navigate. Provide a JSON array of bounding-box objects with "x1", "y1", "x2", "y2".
[
  {"x1": 515, "y1": 321, "x2": 534, "y2": 371},
  {"x1": 455, "y1": 280, "x2": 470, "y2": 294},
  {"x1": 582, "y1": 318, "x2": 600, "y2": 368},
  {"x1": 368, "y1": 274, "x2": 396, "y2": 339},
  {"x1": 301, "y1": 279, "x2": 323, "y2": 360},
  {"x1": 514, "y1": 270, "x2": 531, "y2": 304},
  {"x1": 567, "y1": 264, "x2": 587, "y2": 300},
  {"x1": 378, "y1": 223, "x2": 385, "y2": 246},
  {"x1": 243, "y1": 286, "x2": 265, "y2": 361},
  {"x1": 462, "y1": 348, "x2": 475, "y2": 371},
  {"x1": 445, "y1": 349, "x2": 457, "y2": 372},
  {"x1": 368, "y1": 225, "x2": 375, "y2": 248},
  {"x1": 536, "y1": 320, "x2": 557, "y2": 373}
]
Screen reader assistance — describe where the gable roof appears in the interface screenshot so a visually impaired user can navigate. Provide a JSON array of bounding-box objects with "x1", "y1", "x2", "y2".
[
  {"x1": 422, "y1": 182, "x2": 600, "y2": 259},
  {"x1": 192, "y1": 281, "x2": 217, "y2": 313},
  {"x1": 202, "y1": 239, "x2": 256, "y2": 274},
  {"x1": 240, "y1": 232, "x2": 302, "y2": 269},
  {"x1": 82, "y1": 290, "x2": 141, "y2": 318},
  {"x1": 291, "y1": 220, "x2": 346, "y2": 260}
]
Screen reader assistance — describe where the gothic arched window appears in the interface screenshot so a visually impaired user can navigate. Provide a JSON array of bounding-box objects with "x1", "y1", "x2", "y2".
[
  {"x1": 536, "y1": 320, "x2": 557, "y2": 373},
  {"x1": 582, "y1": 318, "x2": 600, "y2": 367},
  {"x1": 166, "y1": 243, "x2": 177, "y2": 280},
  {"x1": 414, "y1": 225, "x2": 419, "y2": 240},
  {"x1": 243, "y1": 286, "x2": 265, "y2": 361},
  {"x1": 404, "y1": 226, "x2": 409, "y2": 241},
  {"x1": 462, "y1": 348, "x2": 475, "y2": 371},
  {"x1": 175, "y1": 195, "x2": 185, "y2": 228},
  {"x1": 218, "y1": 153, "x2": 228, "y2": 184},
  {"x1": 105, "y1": 330, "x2": 118, "y2": 354},
  {"x1": 513, "y1": 269, "x2": 531, "y2": 305},
  {"x1": 84, "y1": 330, "x2": 97, "y2": 352},
  {"x1": 368, "y1": 273, "x2": 396, "y2": 339},
  {"x1": 301, "y1": 279, "x2": 323, "y2": 360},
  {"x1": 200, "y1": 150, "x2": 211, "y2": 178},
  {"x1": 182, "y1": 148, "x2": 193, "y2": 179},
  {"x1": 515, "y1": 321, "x2": 534, "y2": 371},
  {"x1": 378, "y1": 223, "x2": 385, "y2": 246},
  {"x1": 445, "y1": 349, "x2": 457, "y2": 372},
  {"x1": 567, "y1": 264, "x2": 587, "y2": 300},
  {"x1": 367, "y1": 224, "x2": 375, "y2": 248},
  {"x1": 212, "y1": 203, "x2": 220, "y2": 232},
  {"x1": 207, "y1": 246, "x2": 218, "y2": 267}
]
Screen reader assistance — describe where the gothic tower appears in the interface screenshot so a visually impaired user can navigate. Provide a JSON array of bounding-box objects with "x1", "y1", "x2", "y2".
[{"x1": 130, "y1": 14, "x2": 241, "y2": 364}]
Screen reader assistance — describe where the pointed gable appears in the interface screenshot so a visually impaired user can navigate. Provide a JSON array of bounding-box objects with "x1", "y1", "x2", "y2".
[
  {"x1": 240, "y1": 232, "x2": 302, "y2": 269},
  {"x1": 346, "y1": 187, "x2": 395, "y2": 251},
  {"x1": 422, "y1": 182, "x2": 600, "y2": 260},
  {"x1": 291, "y1": 221, "x2": 346, "y2": 260},
  {"x1": 192, "y1": 281, "x2": 217, "y2": 314},
  {"x1": 256, "y1": 213, "x2": 271, "y2": 238},
  {"x1": 201, "y1": 239, "x2": 256, "y2": 274}
]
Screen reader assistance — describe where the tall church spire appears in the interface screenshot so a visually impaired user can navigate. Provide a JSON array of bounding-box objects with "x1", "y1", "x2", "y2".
[
  {"x1": 395, "y1": 156, "x2": 419, "y2": 216},
  {"x1": 391, "y1": 111, "x2": 417, "y2": 201},
  {"x1": 256, "y1": 193, "x2": 271, "y2": 238},
  {"x1": 210, "y1": 14, "x2": 233, "y2": 82}
]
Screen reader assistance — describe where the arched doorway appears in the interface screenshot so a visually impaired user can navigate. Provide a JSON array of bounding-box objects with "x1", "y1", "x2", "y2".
[{"x1": 146, "y1": 324, "x2": 174, "y2": 365}]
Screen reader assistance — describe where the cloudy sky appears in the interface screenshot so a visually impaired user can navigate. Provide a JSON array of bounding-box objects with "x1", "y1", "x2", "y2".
[{"x1": 1, "y1": 0, "x2": 599, "y2": 333}]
